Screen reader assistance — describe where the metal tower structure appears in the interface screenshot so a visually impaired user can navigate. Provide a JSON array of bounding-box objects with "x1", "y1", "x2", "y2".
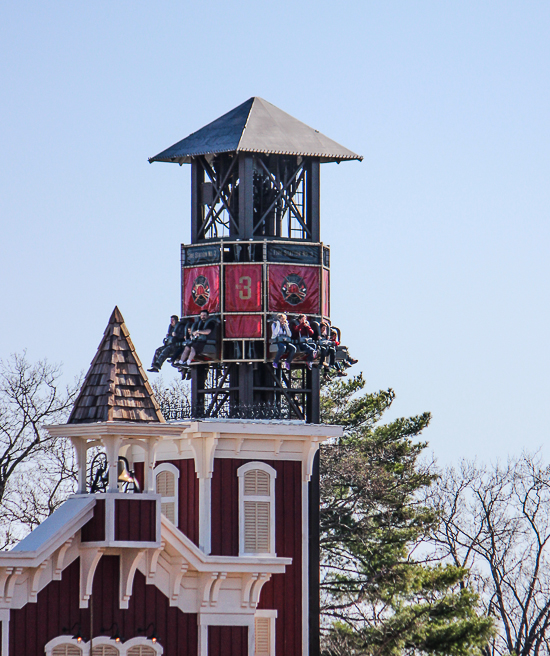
[{"x1": 150, "y1": 97, "x2": 361, "y2": 424}]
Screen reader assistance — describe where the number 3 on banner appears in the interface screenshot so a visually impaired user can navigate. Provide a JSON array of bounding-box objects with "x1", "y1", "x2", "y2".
[{"x1": 238, "y1": 276, "x2": 252, "y2": 300}]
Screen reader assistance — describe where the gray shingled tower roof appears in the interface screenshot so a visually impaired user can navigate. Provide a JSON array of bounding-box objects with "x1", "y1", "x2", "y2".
[
  {"x1": 149, "y1": 97, "x2": 362, "y2": 164},
  {"x1": 68, "y1": 307, "x2": 165, "y2": 424}
]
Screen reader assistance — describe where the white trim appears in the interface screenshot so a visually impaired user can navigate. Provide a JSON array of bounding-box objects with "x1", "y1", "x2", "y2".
[
  {"x1": 153, "y1": 463, "x2": 179, "y2": 526},
  {"x1": 124, "y1": 636, "x2": 164, "y2": 654},
  {"x1": 301, "y1": 479, "x2": 309, "y2": 655},
  {"x1": 237, "y1": 463, "x2": 277, "y2": 557}
]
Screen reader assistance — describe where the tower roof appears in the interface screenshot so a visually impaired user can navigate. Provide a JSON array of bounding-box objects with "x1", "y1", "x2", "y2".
[
  {"x1": 68, "y1": 307, "x2": 165, "y2": 424},
  {"x1": 149, "y1": 97, "x2": 362, "y2": 164}
]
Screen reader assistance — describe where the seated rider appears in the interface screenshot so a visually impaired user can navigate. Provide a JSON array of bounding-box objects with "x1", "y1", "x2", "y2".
[
  {"x1": 171, "y1": 317, "x2": 193, "y2": 363},
  {"x1": 318, "y1": 321, "x2": 337, "y2": 371},
  {"x1": 330, "y1": 327, "x2": 358, "y2": 376},
  {"x1": 148, "y1": 315, "x2": 179, "y2": 373},
  {"x1": 292, "y1": 314, "x2": 318, "y2": 370},
  {"x1": 174, "y1": 309, "x2": 212, "y2": 370},
  {"x1": 271, "y1": 313, "x2": 297, "y2": 370}
]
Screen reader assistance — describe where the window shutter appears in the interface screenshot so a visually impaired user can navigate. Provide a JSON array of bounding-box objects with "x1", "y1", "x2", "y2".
[
  {"x1": 244, "y1": 500, "x2": 270, "y2": 552},
  {"x1": 255, "y1": 617, "x2": 271, "y2": 656},
  {"x1": 156, "y1": 470, "x2": 175, "y2": 497},
  {"x1": 52, "y1": 646, "x2": 82, "y2": 656},
  {"x1": 157, "y1": 469, "x2": 177, "y2": 523},
  {"x1": 91, "y1": 646, "x2": 119, "y2": 656},
  {"x1": 128, "y1": 646, "x2": 156, "y2": 656},
  {"x1": 161, "y1": 500, "x2": 175, "y2": 523},
  {"x1": 244, "y1": 469, "x2": 270, "y2": 496}
]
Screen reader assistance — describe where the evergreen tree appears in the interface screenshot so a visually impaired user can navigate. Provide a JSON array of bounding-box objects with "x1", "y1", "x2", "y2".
[{"x1": 319, "y1": 374, "x2": 493, "y2": 656}]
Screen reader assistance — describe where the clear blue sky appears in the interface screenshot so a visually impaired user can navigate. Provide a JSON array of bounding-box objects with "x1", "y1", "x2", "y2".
[{"x1": 1, "y1": 2, "x2": 549, "y2": 464}]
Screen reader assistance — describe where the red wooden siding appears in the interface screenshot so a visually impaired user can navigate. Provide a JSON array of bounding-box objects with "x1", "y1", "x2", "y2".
[
  {"x1": 211, "y1": 459, "x2": 303, "y2": 656},
  {"x1": 9, "y1": 556, "x2": 197, "y2": 656},
  {"x1": 81, "y1": 499, "x2": 105, "y2": 542},
  {"x1": 171, "y1": 459, "x2": 199, "y2": 546},
  {"x1": 135, "y1": 459, "x2": 199, "y2": 546},
  {"x1": 208, "y1": 626, "x2": 248, "y2": 656},
  {"x1": 115, "y1": 499, "x2": 156, "y2": 542}
]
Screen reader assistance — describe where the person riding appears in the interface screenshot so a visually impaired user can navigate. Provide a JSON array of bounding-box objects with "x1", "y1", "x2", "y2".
[
  {"x1": 329, "y1": 327, "x2": 358, "y2": 376},
  {"x1": 171, "y1": 317, "x2": 193, "y2": 363},
  {"x1": 292, "y1": 314, "x2": 318, "y2": 370},
  {"x1": 148, "y1": 315, "x2": 179, "y2": 372},
  {"x1": 271, "y1": 313, "x2": 297, "y2": 370},
  {"x1": 318, "y1": 321, "x2": 338, "y2": 371},
  {"x1": 174, "y1": 309, "x2": 212, "y2": 370}
]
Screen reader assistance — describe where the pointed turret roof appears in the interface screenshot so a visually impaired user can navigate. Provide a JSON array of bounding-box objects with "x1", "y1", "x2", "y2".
[
  {"x1": 149, "y1": 97, "x2": 362, "y2": 164},
  {"x1": 68, "y1": 307, "x2": 165, "y2": 424}
]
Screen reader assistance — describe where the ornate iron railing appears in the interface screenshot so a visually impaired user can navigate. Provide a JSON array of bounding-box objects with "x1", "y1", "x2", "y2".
[{"x1": 160, "y1": 400, "x2": 289, "y2": 421}]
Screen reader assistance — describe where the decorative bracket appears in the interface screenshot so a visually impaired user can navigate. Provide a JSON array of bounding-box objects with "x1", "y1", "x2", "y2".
[
  {"x1": 186, "y1": 433, "x2": 219, "y2": 480},
  {"x1": 169, "y1": 556, "x2": 188, "y2": 605},
  {"x1": 29, "y1": 561, "x2": 48, "y2": 603},
  {"x1": 201, "y1": 572, "x2": 219, "y2": 608},
  {"x1": 3, "y1": 567, "x2": 22, "y2": 604},
  {"x1": 53, "y1": 537, "x2": 74, "y2": 580},
  {"x1": 0, "y1": 568, "x2": 14, "y2": 602},
  {"x1": 210, "y1": 572, "x2": 227, "y2": 607},
  {"x1": 145, "y1": 541, "x2": 165, "y2": 584},
  {"x1": 119, "y1": 549, "x2": 145, "y2": 609},
  {"x1": 241, "y1": 573, "x2": 259, "y2": 608},
  {"x1": 250, "y1": 573, "x2": 271, "y2": 608},
  {"x1": 79, "y1": 548, "x2": 104, "y2": 608},
  {"x1": 303, "y1": 438, "x2": 320, "y2": 482}
]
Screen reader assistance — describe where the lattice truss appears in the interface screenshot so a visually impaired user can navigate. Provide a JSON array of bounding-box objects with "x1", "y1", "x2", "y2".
[
  {"x1": 192, "y1": 363, "x2": 311, "y2": 421},
  {"x1": 195, "y1": 154, "x2": 309, "y2": 240}
]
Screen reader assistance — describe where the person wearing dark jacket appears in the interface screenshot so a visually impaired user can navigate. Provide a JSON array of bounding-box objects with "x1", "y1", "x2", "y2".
[
  {"x1": 292, "y1": 314, "x2": 318, "y2": 370},
  {"x1": 148, "y1": 315, "x2": 179, "y2": 372},
  {"x1": 174, "y1": 309, "x2": 212, "y2": 369}
]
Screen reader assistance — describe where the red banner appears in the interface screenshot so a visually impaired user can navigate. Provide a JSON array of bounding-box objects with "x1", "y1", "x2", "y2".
[
  {"x1": 322, "y1": 269, "x2": 330, "y2": 317},
  {"x1": 224, "y1": 315, "x2": 263, "y2": 338},
  {"x1": 224, "y1": 264, "x2": 262, "y2": 312},
  {"x1": 268, "y1": 265, "x2": 320, "y2": 314},
  {"x1": 182, "y1": 266, "x2": 220, "y2": 315}
]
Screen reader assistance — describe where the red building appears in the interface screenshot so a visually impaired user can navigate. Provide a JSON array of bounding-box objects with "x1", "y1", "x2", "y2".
[
  {"x1": 0, "y1": 308, "x2": 340, "y2": 656},
  {"x1": 0, "y1": 99, "x2": 361, "y2": 656}
]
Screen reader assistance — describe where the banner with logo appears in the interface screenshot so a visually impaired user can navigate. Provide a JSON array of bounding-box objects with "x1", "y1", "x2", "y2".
[
  {"x1": 182, "y1": 265, "x2": 220, "y2": 315},
  {"x1": 224, "y1": 264, "x2": 262, "y2": 312},
  {"x1": 224, "y1": 315, "x2": 263, "y2": 339},
  {"x1": 268, "y1": 265, "x2": 320, "y2": 314}
]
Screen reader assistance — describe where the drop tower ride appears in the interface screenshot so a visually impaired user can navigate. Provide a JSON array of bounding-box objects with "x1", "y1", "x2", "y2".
[{"x1": 149, "y1": 98, "x2": 362, "y2": 424}]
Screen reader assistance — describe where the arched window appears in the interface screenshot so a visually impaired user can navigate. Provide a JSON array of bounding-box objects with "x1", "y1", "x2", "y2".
[
  {"x1": 51, "y1": 646, "x2": 82, "y2": 656},
  {"x1": 45, "y1": 637, "x2": 85, "y2": 656},
  {"x1": 237, "y1": 462, "x2": 276, "y2": 556},
  {"x1": 154, "y1": 462, "x2": 179, "y2": 524},
  {"x1": 91, "y1": 647, "x2": 119, "y2": 656},
  {"x1": 127, "y1": 647, "x2": 156, "y2": 656}
]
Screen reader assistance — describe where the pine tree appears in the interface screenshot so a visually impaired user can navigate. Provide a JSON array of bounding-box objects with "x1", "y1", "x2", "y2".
[{"x1": 319, "y1": 374, "x2": 493, "y2": 656}]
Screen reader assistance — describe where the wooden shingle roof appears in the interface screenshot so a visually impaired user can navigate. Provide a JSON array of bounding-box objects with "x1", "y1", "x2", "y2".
[{"x1": 68, "y1": 306, "x2": 165, "y2": 424}]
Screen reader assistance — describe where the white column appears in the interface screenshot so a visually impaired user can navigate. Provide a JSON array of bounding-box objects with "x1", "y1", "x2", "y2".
[
  {"x1": 248, "y1": 617, "x2": 255, "y2": 656},
  {"x1": 145, "y1": 438, "x2": 161, "y2": 492},
  {"x1": 102, "y1": 436, "x2": 122, "y2": 492},
  {"x1": 71, "y1": 437, "x2": 88, "y2": 494},
  {"x1": 198, "y1": 622, "x2": 208, "y2": 656},
  {"x1": 0, "y1": 609, "x2": 9, "y2": 656},
  {"x1": 198, "y1": 477, "x2": 212, "y2": 554},
  {"x1": 302, "y1": 479, "x2": 310, "y2": 655}
]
